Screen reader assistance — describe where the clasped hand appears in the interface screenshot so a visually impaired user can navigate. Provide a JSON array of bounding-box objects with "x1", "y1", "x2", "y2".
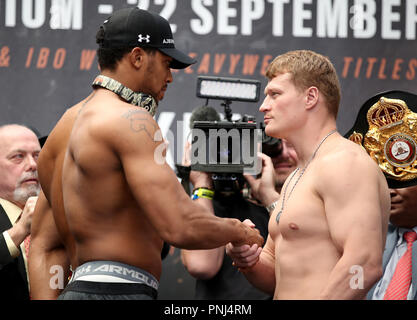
[{"x1": 226, "y1": 219, "x2": 263, "y2": 269}]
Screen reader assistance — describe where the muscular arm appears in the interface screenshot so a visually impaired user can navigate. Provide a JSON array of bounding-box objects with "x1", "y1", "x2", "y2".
[
  {"x1": 29, "y1": 190, "x2": 70, "y2": 299},
  {"x1": 112, "y1": 108, "x2": 263, "y2": 249},
  {"x1": 317, "y1": 150, "x2": 389, "y2": 300}
]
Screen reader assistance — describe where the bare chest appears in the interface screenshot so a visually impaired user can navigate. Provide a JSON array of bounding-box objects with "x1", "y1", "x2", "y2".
[{"x1": 268, "y1": 179, "x2": 329, "y2": 243}]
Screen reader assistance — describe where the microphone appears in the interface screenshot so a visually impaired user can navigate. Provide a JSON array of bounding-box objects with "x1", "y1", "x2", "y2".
[{"x1": 189, "y1": 105, "x2": 221, "y2": 128}]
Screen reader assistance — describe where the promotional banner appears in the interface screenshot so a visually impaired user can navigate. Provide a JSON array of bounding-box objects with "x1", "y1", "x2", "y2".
[{"x1": 1, "y1": 0, "x2": 417, "y2": 300}]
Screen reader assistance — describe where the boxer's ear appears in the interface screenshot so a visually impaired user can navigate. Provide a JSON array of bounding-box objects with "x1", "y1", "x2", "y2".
[
  {"x1": 130, "y1": 47, "x2": 145, "y2": 69},
  {"x1": 305, "y1": 86, "x2": 319, "y2": 110}
]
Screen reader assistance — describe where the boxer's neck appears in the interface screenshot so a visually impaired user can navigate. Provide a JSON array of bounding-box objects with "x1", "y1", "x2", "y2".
[{"x1": 92, "y1": 75, "x2": 158, "y2": 116}]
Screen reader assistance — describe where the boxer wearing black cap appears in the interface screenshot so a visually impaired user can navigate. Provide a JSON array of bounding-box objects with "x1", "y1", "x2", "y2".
[
  {"x1": 28, "y1": 7, "x2": 263, "y2": 300},
  {"x1": 97, "y1": 7, "x2": 195, "y2": 69}
]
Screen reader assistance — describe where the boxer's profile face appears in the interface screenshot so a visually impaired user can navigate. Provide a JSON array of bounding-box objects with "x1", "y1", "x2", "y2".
[
  {"x1": 259, "y1": 72, "x2": 305, "y2": 138},
  {"x1": 143, "y1": 50, "x2": 173, "y2": 102},
  {"x1": 0, "y1": 125, "x2": 40, "y2": 205}
]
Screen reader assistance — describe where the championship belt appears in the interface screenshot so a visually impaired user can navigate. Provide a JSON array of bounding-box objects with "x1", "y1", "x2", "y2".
[{"x1": 345, "y1": 90, "x2": 417, "y2": 188}]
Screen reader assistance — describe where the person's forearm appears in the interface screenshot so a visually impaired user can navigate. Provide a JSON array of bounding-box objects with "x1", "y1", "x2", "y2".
[
  {"x1": 182, "y1": 247, "x2": 224, "y2": 280},
  {"x1": 173, "y1": 213, "x2": 246, "y2": 249},
  {"x1": 239, "y1": 253, "x2": 276, "y2": 295},
  {"x1": 175, "y1": 197, "x2": 250, "y2": 248},
  {"x1": 6, "y1": 223, "x2": 28, "y2": 248},
  {"x1": 258, "y1": 190, "x2": 280, "y2": 208},
  {"x1": 318, "y1": 254, "x2": 382, "y2": 300}
]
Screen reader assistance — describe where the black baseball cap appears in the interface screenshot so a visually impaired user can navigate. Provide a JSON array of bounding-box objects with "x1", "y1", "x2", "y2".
[{"x1": 98, "y1": 7, "x2": 195, "y2": 69}]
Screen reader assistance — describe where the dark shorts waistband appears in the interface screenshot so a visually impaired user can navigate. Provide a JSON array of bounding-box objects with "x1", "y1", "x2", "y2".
[
  {"x1": 70, "y1": 261, "x2": 159, "y2": 291},
  {"x1": 60, "y1": 280, "x2": 158, "y2": 299}
]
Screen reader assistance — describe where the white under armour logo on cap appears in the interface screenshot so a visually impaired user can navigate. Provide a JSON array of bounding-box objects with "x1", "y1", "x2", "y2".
[{"x1": 138, "y1": 34, "x2": 150, "y2": 43}]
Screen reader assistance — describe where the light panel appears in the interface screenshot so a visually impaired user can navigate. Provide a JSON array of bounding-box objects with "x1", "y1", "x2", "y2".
[{"x1": 196, "y1": 76, "x2": 261, "y2": 102}]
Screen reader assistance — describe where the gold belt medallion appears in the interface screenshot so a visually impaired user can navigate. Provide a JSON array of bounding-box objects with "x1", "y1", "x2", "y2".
[{"x1": 348, "y1": 94, "x2": 417, "y2": 187}]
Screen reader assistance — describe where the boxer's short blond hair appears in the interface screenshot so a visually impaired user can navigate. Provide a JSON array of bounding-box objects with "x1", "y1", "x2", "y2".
[{"x1": 265, "y1": 50, "x2": 341, "y2": 118}]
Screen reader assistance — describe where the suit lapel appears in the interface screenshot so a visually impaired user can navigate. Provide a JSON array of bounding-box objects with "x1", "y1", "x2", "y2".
[
  {"x1": 367, "y1": 225, "x2": 398, "y2": 299},
  {"x1": 0, "y1": 204, "x2": 28, "y2": 288},
  {"x1": 382, "y1": 226, "x2": 398, "y2": 269},
  {"x1": 0, "y1": 204, "x2": 13, "y2": 232}
]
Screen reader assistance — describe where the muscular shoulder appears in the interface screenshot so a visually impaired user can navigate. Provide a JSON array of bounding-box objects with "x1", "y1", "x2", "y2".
[
  {"x1": 100, "y1": 104, "x2": 162, "y2": 156},
  {"x1": 315, "y1": 137, "x2": 385, "y2": 192},
  {"x1": 323, "y1": 137, "x2": 380, "y2": 174},
  {"x1": 313, "y1": 137, "x2": 390, "y2": 228}
]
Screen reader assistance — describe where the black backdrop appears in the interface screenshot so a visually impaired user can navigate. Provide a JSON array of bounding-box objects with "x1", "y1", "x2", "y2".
[{"x1": 1, "y1": 0, "x2": 417, "y2": 299}]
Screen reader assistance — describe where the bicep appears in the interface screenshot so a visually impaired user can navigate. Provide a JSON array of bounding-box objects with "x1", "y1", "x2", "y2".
[
  {"x1": 115, "y1": 116, "x2": 198, "y2": 236},
  {"x1": 124, "y1": 149, "x2": 192, "y2": 218},
  {"x1": 321, "y1": 161, "x2": 386, "y2": 254}
]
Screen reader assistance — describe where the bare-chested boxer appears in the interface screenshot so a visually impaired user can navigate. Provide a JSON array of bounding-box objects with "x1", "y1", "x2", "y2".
[
  {"x1": 226, "y1": 50, "x2": 390, "y2": 300},
  {"x1": 28, "y1": 7, "x2": 263, "y2": 300}
]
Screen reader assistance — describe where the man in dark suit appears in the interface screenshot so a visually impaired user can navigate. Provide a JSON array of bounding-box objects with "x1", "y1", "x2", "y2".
[
  {"x1": 0, "y1": 124, "x2": 40, "y2": 299},
  {"x1": 368, "y1": 185, "x2": 417, "y2": 300}
]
